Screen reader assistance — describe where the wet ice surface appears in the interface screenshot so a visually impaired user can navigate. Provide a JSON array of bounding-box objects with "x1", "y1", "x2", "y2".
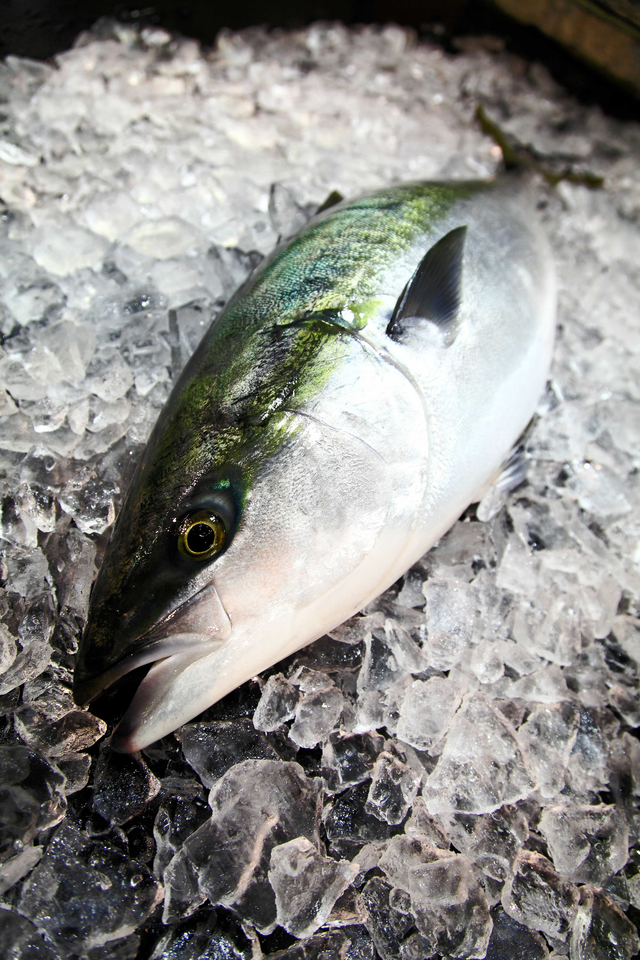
[{"x1": 0, "y1": 18, "x2": 640, "y2": 960}]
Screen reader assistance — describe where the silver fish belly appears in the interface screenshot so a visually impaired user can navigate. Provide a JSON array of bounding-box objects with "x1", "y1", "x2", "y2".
[{"x1": 73, "y1": 176, "x2": 556, "y2": 751}]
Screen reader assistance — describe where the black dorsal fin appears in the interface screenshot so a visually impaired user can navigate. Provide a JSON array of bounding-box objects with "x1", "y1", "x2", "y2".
[{"x1": 386, "y1": 225, "x2": 467, "y2": 346}]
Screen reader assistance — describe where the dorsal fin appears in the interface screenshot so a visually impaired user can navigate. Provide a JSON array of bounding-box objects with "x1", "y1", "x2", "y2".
[{"x1": 386, "y1": 225, "x2": 467, "y2": 346}]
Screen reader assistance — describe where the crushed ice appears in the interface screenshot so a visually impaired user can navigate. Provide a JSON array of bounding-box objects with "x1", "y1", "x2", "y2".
[{"x1": 0, "y1": 17, "x2": 639, "y2": 960}]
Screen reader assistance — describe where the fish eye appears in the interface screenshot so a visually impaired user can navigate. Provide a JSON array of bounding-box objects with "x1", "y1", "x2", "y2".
[{"x1": 178, "y1": 510, "x2": 226, "y2": 560}]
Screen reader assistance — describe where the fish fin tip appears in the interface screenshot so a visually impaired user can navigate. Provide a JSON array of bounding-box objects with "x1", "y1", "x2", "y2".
[
  {"x1": 476, "y1": 418, "x2": 535, "y2": 521},
  {"x1": 316, "y1": 189, "x2": 344, "y2": 214},
  {"x1": 386, "y1": 225, "x2": 467, "y2": 345}
]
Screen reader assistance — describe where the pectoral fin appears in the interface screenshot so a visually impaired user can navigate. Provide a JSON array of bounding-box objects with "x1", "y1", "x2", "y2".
[
  {"x1": 386, "y1": 225, "x2": 467, "y2": 346},
  {"x1": 476, "y1": 419, "x2": 535, "y2": 521}
]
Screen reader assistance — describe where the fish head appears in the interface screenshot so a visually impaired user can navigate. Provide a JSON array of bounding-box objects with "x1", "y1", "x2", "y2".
[{"x1": 73, "y1": 315, "x2": 417, "y2": 752}]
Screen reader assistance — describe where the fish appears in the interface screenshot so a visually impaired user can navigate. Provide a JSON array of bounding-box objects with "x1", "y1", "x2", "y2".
[{"x1": 73, "y1": 175, "x2": 556, "y2": 753}]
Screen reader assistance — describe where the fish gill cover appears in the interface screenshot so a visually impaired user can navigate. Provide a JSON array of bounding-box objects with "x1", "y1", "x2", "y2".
[{"x1": 0, "y1": 18, "x2": 639, "y2": 960}]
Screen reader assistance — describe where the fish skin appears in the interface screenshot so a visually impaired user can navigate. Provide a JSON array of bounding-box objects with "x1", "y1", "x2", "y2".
[{"x1": 73, "y1": 177, "x2": 556, "y2": 752}]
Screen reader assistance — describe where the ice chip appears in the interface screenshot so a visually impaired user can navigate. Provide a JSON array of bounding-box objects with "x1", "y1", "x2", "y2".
[
  {"x1": 0, "y1": 906, "x2": 57, "y2": 960},
  {"x1": 321, "y1": 731, "x2": 383, "y2": 792},
  {"x1": 361, "y1": 876, "x2": 416, "y2": 960},
  {"x1": 163, "y1": 760, "x2": 322, "y2": 933},
  {"x1": 485, "y1": 910, "x2": 548, "y2": 960},
  {"x1": 570, "y1": 885, "x2": 639, "y2": 960},
  {"x1": 153, "y1": 792, "x2": 210, "y2": 883},
  {"x1": 84, "y1": 348, "x2": 134, "y2": 402},
  {"x1": 518, "y1": 701, "x2": 580, "y2": 799},
  {"x1": 0, "y1": 744, "x2": 66, "y2": 860},
  {"x1": 423, "y1": 693, "x2": 535, "y2": 815},
  {"x1": 92, "y1": 748, "x2": 161, "y2": 825},
  {"x1": 253, "y1": 673, "x2": 300, "y2": 731},
  {"x1": 365, "y1": 751, "x2": 421, "y2": 825},
  {"x1": 179, "y1": 718, "x2": 279, "y2": 788},
  {"x1": 442, "y1": 805, "x2": 529, "y2": 882},
  {"x1": 538, "y1": 803, "x2": 629, "y2": 885},
  {"x1": 19, "y1": 822, "x2": 163, "y2": 955},
  {"x1": 14, "y1": 706, "x2": 106, "y2": 757},
  {"x1": 396, "y1": 676, "x2": 464, "y2": 753},
  {"x1": 32, "y1": 224, "x2": 108, "y2": 276},
  {"x1": 409, "y1": 853, "x2": 493, "y2": 959},
  {"x1": 501, "y1": 851, "x2": 579, "y2": 941},
  {"x1": 422, "y1": 579, "x2": 476, "y2": 671},
  {"x1": 289, "y1": 683, "x2": 345, "y2": 748},
  {"x1": 124, "y1": 217, "x2": 206, "y2": 260},
  {"x1": 269, "y1": 836, "x2": 357, "y2": 938}
]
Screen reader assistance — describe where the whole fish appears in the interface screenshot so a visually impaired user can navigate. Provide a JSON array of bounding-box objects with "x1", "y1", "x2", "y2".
[{"x1": 73, "y1": 176, "x2": 556, "y2": 752}]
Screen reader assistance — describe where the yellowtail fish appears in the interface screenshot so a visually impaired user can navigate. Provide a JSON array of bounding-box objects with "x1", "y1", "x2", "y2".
[{"x1": 73, "y1": 177, "x2": 556, "y2": 752}]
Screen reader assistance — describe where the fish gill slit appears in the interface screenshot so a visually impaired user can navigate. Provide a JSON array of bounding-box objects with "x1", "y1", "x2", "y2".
[{"x1": 348, "y1": 327, "x2": 433, "y2": 519}]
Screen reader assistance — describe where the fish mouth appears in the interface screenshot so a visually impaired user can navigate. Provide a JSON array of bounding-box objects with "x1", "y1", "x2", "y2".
[{"x1": 73, "y1": 581, "x2": 232, "y2": 722}]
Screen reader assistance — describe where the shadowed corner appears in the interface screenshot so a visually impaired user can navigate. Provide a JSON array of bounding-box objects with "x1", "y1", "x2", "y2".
[{"x1": 83, "y1": 663, "x2": 155, "y2": 753}]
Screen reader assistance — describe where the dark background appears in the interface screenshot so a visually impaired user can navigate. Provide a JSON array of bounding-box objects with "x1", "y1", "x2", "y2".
[{"x1": 1, "y1": 0, "x2": 638, "y2": 118}]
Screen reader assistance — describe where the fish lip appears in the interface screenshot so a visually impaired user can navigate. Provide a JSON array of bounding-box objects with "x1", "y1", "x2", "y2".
[
  {"x1": 72, "y1": 637, "x2": 185, "y2": 706},
  {"x1": 73, "y1": 580, "x2": 231, "y2": 706}
]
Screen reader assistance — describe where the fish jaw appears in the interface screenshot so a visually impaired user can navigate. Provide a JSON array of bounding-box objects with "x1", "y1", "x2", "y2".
[{"x1": 73, "y1": 581, "x2": 232, "y2": 706}]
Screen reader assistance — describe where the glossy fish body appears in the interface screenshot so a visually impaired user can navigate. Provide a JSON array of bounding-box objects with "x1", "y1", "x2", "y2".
[{"x1": 73, "y1": 177, "x2": 556, "y2": 752}]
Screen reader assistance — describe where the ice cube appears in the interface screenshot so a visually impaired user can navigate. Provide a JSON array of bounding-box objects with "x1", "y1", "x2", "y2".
[
  {"x1": 501, "y1": 851, "x2": 579, "y2": 941},
  {"x1": 396, "y1": 676, "x2": 465, "y2": 753},
  {"x1": 422, "y1": 693, "x2": 535, "y2": 815},
  {"x1": 517, "y1": 701, "x2": 580, "y2": 799},
  {"x1": 422, "y1": 579, "x2": 477, "y2": 671},
  {"x1": 19, "y1": 821, "x2": 163, "y2": 955},
  {"x1": 538, "y1": 803, "x2": 629, "y2": 885},
  {"x1": 179, "y1": 718, "x2": 280, "y2": 788},
  {"x1": 269, "y1": 836, "x2": 357, "y2": 938},
  {"x1": 92, "y1": 748, "x2": 161, "y2": 825},
  {"x1": 163, "y1": 760, "x2": 322, "y2": 932},
  {"x1": 366, "y1": 751, "x2": 421, "y2": 825}
]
